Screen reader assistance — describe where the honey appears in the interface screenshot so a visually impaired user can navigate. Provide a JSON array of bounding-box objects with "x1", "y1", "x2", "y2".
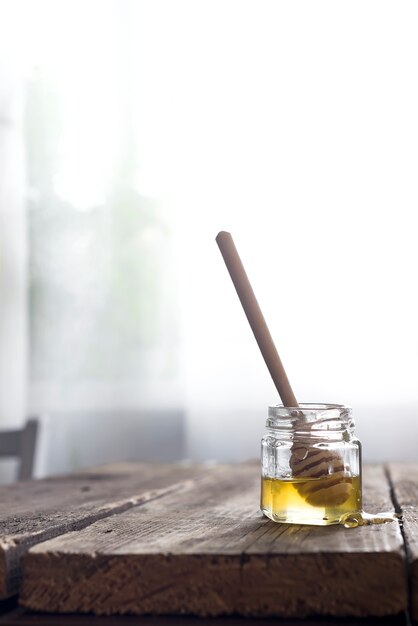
[{"x1": 261, "y1": 474, "x2": 362, "y2": 525}]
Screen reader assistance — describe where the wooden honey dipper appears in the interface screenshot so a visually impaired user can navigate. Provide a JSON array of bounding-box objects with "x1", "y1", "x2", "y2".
[{"x1": 216, "y1": 231, "x2": 353, "y2": 507}]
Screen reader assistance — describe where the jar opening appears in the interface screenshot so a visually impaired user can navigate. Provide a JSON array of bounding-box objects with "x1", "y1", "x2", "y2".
[
  {"x1": 269, "y1": 402, "x2": 348, "y2": 413},
  {"x1": 266, "y1": 403, "x2": 354, "y2": 434}
]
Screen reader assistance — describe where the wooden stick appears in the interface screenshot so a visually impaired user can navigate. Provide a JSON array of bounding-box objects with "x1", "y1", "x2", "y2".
[{"x1": 216, "y1": 231, "x2": 298, "y2": 407}]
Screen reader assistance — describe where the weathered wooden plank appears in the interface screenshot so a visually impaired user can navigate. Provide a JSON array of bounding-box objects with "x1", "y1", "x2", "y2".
[
  {"x1": 20, "y1": 465, "x2": 406, "y2": 619},
  {"x1": 0, "y1": 463, "x2": 211, "y2": 599},
  {"x1": 387, "y1": 463, "x2": 418, "y2": 622}
]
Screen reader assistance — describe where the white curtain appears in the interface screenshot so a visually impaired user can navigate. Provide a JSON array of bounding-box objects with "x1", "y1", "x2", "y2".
[
  {"x1": 1, "y1": 1, "x2": 418, "y2": 481},
  {"x1": 0, "y1": 5, "x2": 27, "y2": 481},
  {"x1": 1, "y1": 0, "x2": 184, "y2": 480}
]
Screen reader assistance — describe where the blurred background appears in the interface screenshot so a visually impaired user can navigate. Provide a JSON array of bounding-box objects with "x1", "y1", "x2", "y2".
[{"x1": 1, "y1": 0, "x2": 417, "y2": 483}]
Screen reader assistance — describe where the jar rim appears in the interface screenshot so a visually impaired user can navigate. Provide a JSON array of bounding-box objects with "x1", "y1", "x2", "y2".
[
  {"x1": 268, "y1": 402, "x2": 350, "y2": 413},
  {"x1": 267, "y1": 403, "x2": 354, "y2": 433}
]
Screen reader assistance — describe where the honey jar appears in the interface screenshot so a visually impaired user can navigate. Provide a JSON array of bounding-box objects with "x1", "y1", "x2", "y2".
[{"x1": 261, "y1": 403, "x2": 362, "y2": 525}]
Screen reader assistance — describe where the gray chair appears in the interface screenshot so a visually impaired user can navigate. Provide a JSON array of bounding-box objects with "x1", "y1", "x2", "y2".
[{"x1": 0, "y1": 419, "x2": 39, "y2": 480}]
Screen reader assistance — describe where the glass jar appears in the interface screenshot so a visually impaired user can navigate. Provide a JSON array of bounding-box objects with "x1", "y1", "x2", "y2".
[{"x1": 261, "y1": 403, "x2": 362, "y2": 526}]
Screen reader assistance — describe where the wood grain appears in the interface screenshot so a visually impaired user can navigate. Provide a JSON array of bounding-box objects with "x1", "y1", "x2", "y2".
[
  {"x1": 387, "y1": 463, "x2": 418, "y2": 622},
  {"x1": 20, "y1": 465, "x2": 406, "y2": 618},
  {"x1": 0, "y1": 463, "x2": 209, "y2": 599}
]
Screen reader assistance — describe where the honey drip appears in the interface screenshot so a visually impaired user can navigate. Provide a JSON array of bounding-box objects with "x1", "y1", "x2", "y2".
[
  {"x1": 339, "y1": 510, "x2": 399, "y2": 528},
  {"x1": 261, "y1": 475, "x2": 398, "y2": 527}
]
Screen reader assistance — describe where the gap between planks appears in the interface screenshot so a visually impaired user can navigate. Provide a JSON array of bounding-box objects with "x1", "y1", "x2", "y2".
[{"x1": 386, "y1": 463, "x2": 418, "y2": 624}]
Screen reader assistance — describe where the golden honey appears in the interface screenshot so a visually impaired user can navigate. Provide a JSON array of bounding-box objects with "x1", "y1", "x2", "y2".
[{"x1": 261, "y1": 474, "x2": 362, "y2": 526}]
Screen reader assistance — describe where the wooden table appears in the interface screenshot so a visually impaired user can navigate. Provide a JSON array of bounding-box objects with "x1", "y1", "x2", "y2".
[{"x1": 0, "y1": 462, "x2": 417, "y2": 625}]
